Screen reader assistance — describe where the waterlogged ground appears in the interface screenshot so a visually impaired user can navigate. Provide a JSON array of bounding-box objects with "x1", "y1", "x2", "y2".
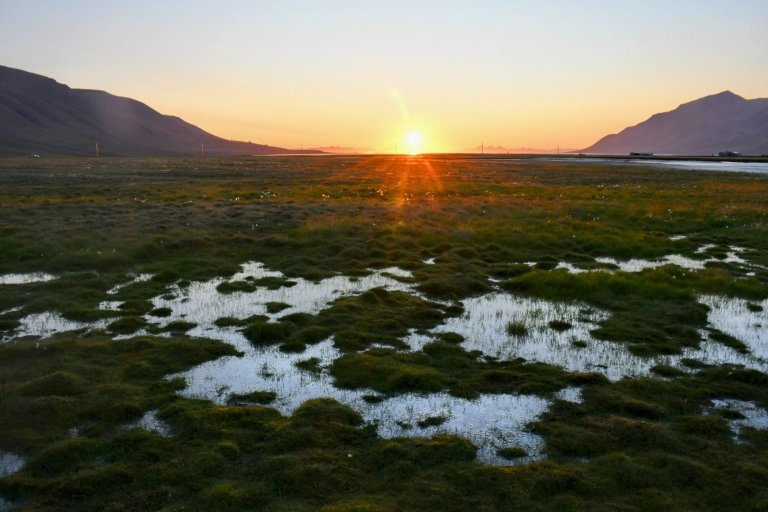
[
  {"x1": 0, "y1": 453, "x2": 24, "y2": 479},
  {"x1": 1, "y1": 155, "x2": 768, "y2": 511},
  {"x1": 4, "y1": 260, "x2": 765, "y2": 464}
]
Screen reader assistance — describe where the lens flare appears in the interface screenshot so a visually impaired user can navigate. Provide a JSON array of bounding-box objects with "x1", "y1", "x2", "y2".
[{"x1": 404, "y1": 131, "x2": 423, "y2": 154}]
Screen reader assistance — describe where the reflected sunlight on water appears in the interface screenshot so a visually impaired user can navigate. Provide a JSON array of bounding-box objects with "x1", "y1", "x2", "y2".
[{"x1": 5, "y1": 260, "x2": 768, "y2": 465}]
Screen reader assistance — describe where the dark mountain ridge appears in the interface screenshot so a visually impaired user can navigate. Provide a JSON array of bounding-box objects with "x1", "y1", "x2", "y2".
[
  {"x1": 0, "y1": 65, "x2": 312, "y2": 156},
  {"x1": 582, "y1": 91, "x2": 768, "y2": 155}
]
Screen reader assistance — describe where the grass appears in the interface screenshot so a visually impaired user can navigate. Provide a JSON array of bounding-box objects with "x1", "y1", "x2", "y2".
[
  {"x1": 237, "y1": 288, "x2": 447, "y2": 353},
  {"x1": 1, "y1": 155, "x2": 767, "y2": 510},
  {"x1": 507, "y1": 322, "x2": 529, "y2": 337},
  {"x1": 227, "y1": 390, "x2": 277, "y2": 405},
  {"x1": 497, "y1": 447, "x2": 528, "y2": 459},
  {"x1": 417, "y1": 415, "x2": 447, "y2": 428},
  {"x1": 549, "y1": 320, "x2": 572, "y2": 331},
  {"x1": 331, "y1": 342, "x2": 582, "y2": 397}
]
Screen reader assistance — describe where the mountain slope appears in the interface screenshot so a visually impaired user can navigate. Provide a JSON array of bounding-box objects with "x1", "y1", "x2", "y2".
[
  {"x1": 582, "y1": 91, "x2": 768, "y2": 155},
  {"x1": 0, "y1": 65, "x2": 310, "y2": 156}
]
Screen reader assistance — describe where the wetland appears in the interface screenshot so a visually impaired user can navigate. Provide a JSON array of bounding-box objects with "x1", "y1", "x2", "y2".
[{"x1": 1, "y1": 155, "x2": 768, "y2": 511}]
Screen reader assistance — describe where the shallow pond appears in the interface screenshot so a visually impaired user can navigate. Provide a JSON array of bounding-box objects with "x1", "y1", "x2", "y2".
[
  {"x1": 106, "y1": 273, "x2": 153, "y2": 295},
  {"x1": 149, "y1": 262, "x2": 416, "y2": 326},
  {"x1": 540, "y1": 158, "x2": 768, "y2": 175},
  {"x1": 633, "y1": 159, "x2": 768, "y2": 175},
  {"x1": 411, "y1": 292, "x2": 768, "y2": 380},
  {"x1": 5, "y1": 261, "x2": 768, "y2": 465},
  {"x1": 125, "y1": 410, "x2": 172, "y2": 437},
  {"x1": 174, "y1": 326, "x2": 556, "y2": 465},
  {"x1": 0, "y1": 273, "x2": 56, "y2": 285},
  {"x1": 0, "y1": 451, "x2": 24, "y2": 478},
  {"x1": 701, "y1": 295, "x2": 768, "y2": 359},
  {"x1": 2, "y1": 312, "x2": 107, "y2": 342},
  {"x1": 709, "y1": 399, "x2": 768, "y2": 442},
  {"x1": 535, "y1": 243, "x2": 760, "y2": 275}
]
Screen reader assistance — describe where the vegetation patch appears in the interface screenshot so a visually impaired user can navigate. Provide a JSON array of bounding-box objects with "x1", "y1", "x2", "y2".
[
  {"x1": 148, "y1": 306, "x2": 172, "y2": 317},
  {"x1": 507, "y1": 322, "x2": 528, "y2": 337},
  {"x1": 227, "y1": 391, "x2": 277, "y2": 405},
  {"x1": 417, "y1": 415, "x2": 447, "y2": 428},
  {"x1": 331, "y1": 342, "x2": 573, "y2": 397},
  {"x1": 265, "y1": 301, "x2": 291, "y2": 314},
  {"x1": 107, "y1": 315, "x2": 147, "y2": 335},
  {"x1": 242, "y1": 320, "x2": 297, "y2": 346},
  {"x1": 216, "y1": 280, "x2": 257, "y2": 294},
  {"x1": 497, "y1": 447, "x2": 528, "y2": 459},
  {"x1": 549, "y1": 320, "x2": 573, "y2": 331},
  {"x1": 295, "y1": 357, "x2": 323, "y2": 373},
  {"x1": 163, "y1": 320, "x2": 197, "y2": 333}
]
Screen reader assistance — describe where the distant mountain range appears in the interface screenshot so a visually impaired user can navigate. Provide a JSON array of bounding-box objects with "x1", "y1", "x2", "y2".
[
  {"x1": 4, "y1": 65, "x2": 766, "y2": 158},
  {"x1": 308, "y1": 146, "x2": 373, "y2": 154},
  {"x1": 465, "y1": 145, "x2": 578, "y2": 154},
  {"x1": 0, "y1": 65, "x2": 315, "y2": 156},
  {"x1": 582, "y1": 91, "x2": 768, "y2": 155}
]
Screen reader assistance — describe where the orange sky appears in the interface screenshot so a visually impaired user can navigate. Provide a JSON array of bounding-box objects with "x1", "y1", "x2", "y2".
[{"x1": 2, "y1": 1, "x2": 767, "y2": 152}]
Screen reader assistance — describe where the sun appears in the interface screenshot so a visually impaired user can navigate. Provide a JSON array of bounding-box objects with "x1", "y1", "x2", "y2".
[{"x1": 404, "y1": 130, "x2": 423, "y2": 154}]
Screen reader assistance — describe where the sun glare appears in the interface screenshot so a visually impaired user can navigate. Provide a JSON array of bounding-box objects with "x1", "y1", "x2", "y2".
[{"x1": 404, "y1": 130, "x2": 423, "y2": 154}]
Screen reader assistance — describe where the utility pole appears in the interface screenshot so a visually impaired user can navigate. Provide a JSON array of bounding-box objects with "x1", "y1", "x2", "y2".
[
  {"x1": 481, "y1": 141, "x2": 484, "y2": 155},
  {"x1": 95, "y1": 143, "x2": 99, "y2": 158}
]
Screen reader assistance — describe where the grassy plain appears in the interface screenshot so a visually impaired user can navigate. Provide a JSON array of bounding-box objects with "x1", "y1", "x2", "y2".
[{"x1": 1, "y1": 155, "x2": 768, "y2": 510}]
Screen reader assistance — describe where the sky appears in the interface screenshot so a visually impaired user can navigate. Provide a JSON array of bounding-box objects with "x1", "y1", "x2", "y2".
[{"x1": 1, "y1": 0, "x2": 767, "y2": 153}]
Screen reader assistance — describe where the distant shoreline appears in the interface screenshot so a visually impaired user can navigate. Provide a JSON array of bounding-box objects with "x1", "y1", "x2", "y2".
[
  {"x1": 265, "y1": 152, "x2": 768, "y2": 164},
  {"x1": 2, "y1": 152, "x2": 767, "y2": 164}
]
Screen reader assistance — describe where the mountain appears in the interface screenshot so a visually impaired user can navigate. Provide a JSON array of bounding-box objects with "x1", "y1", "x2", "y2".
[
  {"x1": 464, "y1": 145, "x2": 578, "y2": 154},
  {"x1": 0, "y1": 65, "x2": 314, "y2": 156},
  {"x1": 308, "y1": 146, "x2": 373, "y2": 154},
  {"x1": 582, "y1": 91, "x2": 768, "y2": 155}
]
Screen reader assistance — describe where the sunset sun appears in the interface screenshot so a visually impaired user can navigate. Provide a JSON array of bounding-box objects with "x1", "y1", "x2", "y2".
[{"x1": 404, "y1": 130, "x2": 423, "y2": 154}]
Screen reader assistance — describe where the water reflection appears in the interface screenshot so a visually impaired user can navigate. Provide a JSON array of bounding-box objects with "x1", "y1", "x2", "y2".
[
  {"x1": 125, "y1": 410, "x2": 172, "y2": 437},
  {"x1": 5, "y1": 261, "x2": 768, "y2": 466},
  {"x1": 368, "y1": 392, "x2": 550, "y2": 465},
  {"x1": 0, "y1": 451, "x2": 24, "y2": 477},
  {"x1": 413, "y1": 292, "x2": 768, "y2": 380},
  {"x1": 594, "y1": 246, "x2": 753, "y2": 273},
  {"x1": 159, "y1": 264, "x2": 576, "y2": 465},
  {"x1": 107, "y1": 273, "x2": 153, "y2": 295},
  {"x1": 150, "y1": 263, "x2": 416, "y2": 327},
  {"x1": 0, "y1": 273, "x2": 56, "y2": 285},
  {"x1": 595, "y1": 254, "x2": 708, "y2": 272},
  {"x1": 175, "y1": 329, "x2": 553, "y2": 465},
  {"x1": 2, "y1": 312, "x2": 106, "y2": 342},
  {"x1": 709, "y1": 399, "x2": 768, "y2": 443},
  {"x1": 552, "y1": 243, "x2": 760, "y2": 274},
  {"x1": 701, "y1": 295, "x2": 768, "y2": 358},
  {"x1": 0, "y1": 453, "x2": 25, "y2": 510}
]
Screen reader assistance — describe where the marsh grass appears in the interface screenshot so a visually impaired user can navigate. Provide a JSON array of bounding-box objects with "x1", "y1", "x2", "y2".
[
  {"x1": 417, "y1": 415, "x2": 447, "y2": 428},
  {"x1": 331, "y1": 341, "x2": 573, "y2": 398},
  {"x1": 549, "y1": 320, "x2": 572, "y2": 332},
  {"x1": 507, "y1": 322, "x2": 528, "y2": 337},
  {"x1": 502, "y1": 268, "x2": 718, "y2": 355},
  {"x1": 1, "y1": 156, "x2": 768, "y2": 510},
  {"x1": 227, "y1": 391, "x2": 277, "y2": 405},
  {"x1": 497, "y1": 447, "x2": 528, "y2": 459}
]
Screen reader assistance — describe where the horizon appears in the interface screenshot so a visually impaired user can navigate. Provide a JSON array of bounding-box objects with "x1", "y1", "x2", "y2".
[{"x1": 1, "y1": 1, "x2": 766, "y2": 152}]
